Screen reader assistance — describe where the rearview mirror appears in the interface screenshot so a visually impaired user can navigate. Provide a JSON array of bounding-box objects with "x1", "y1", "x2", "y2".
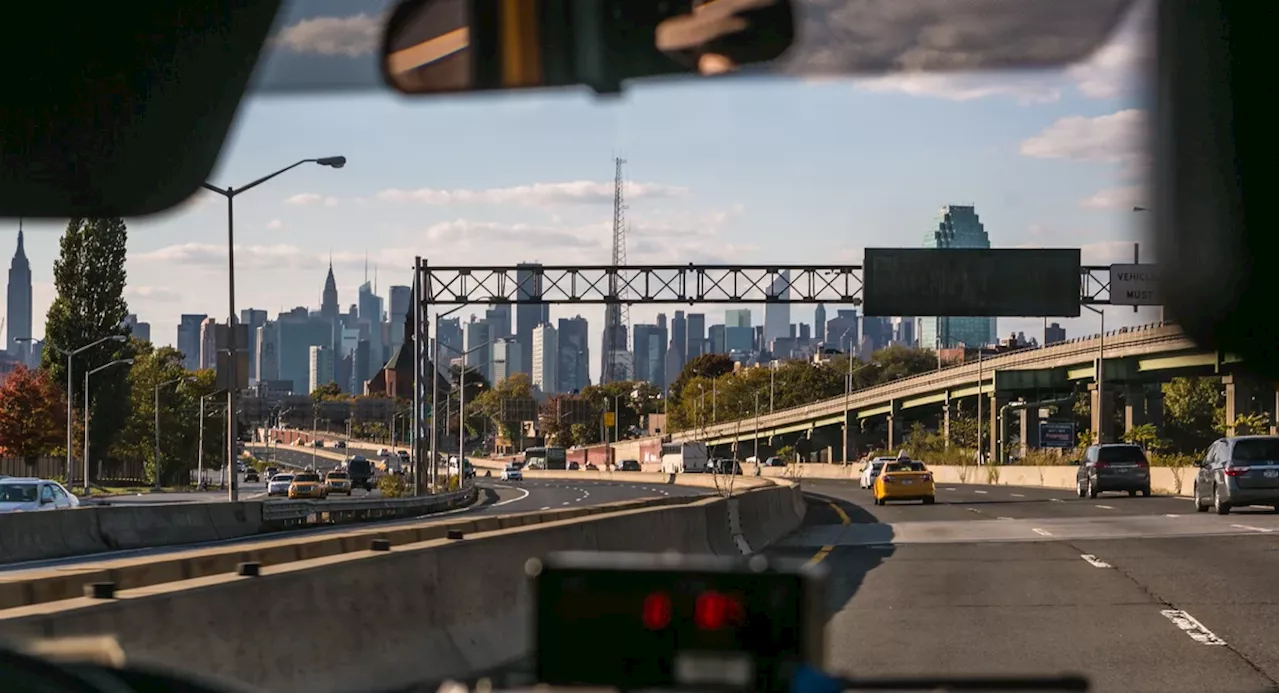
[{"x1": 380, "y1": 0, "x2": 795, "y2": 96}]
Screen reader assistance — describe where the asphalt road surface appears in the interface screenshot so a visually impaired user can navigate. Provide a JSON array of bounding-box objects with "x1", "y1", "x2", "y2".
[
  {"x1": 0, "y1": 474, "x2": 709, "y2": 575},
  {"x1": 767, "y1": 480, "x2": 1278, "y2": 693}
]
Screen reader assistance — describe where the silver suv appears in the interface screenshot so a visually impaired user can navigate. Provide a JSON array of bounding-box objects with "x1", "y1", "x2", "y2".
[{"x1": 1192, "y1": 435, "x2": 1279, "y2": 514}]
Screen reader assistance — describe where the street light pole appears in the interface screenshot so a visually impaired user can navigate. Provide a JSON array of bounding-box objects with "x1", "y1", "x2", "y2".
[
  {"x1": 1085, "y1": 305, "x2": 1106, "y2": 443},
  {"x1": 437, "y1": 338, "x2": 492, "y2": 487},
  {"x1": 431, "y1": 305, "x2": 466, "y2": 492},
  {"x1": 85, "y1": 359, "x2": 132, "y2": 493},
  {"x1": 202, "y1": 155, "x2": 346, "y2": 502}
]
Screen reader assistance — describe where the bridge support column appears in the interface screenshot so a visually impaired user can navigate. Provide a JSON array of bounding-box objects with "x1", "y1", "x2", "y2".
[
  {"x1": 1124, "y1": 385, "x2": 1148, "y2": 433},
  {"x1": 1146, "y1": 387, "x2": 1164, "y2": 431},
  {"x1": 1089, "y1": 382, "x2": 1115, "y2": 444},
  {"x1": 989, "y1": 394, "x2": 1004, "y2": 464},
  {"x1": 886, "y1": 399, "x2": 901, "y2": 451},
  {"x1": 941, "y1": 392, "x2": 951, "y2": 449},
  {"x1": 1018, "y1": 408, "x2": 1041, "y2": 458},
  {"x1": 1223, "y1": 374, "x2": 1256, "y2": 435}
]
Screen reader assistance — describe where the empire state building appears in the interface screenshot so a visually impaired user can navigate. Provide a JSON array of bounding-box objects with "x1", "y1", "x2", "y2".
[{"x1": 6, "y1": 221, "x2": 32, "y2": 359}]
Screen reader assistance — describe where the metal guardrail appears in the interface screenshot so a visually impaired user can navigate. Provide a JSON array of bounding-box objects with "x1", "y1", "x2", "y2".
[{"x1": 260, "y1": 482, "x2": 478, "y2": 527}]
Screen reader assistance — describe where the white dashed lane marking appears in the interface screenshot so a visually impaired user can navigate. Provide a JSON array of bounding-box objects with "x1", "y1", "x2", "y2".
[
  {"x1": 1161, "y1": 609, "x2": 1226, "y2": 646},
  {"x1": 973, "y1": 490, "x2": 988, "y2": 495},
  {"x1": 1230, "y1": 523, "x2": 1272, "y2": 533},
  {"x1": 1080, "y1": 554, "x2": 1113, "y2": 568},
  {"x1": 1032, "y1": 528, "x2": 1053, "y2": 537},
  {"x1": 1095, "y1": 504, "x2": 1115, "y2": 510}
]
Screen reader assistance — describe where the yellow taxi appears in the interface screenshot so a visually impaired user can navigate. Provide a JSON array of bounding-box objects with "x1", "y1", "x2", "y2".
[
  {"x1": 325, "y1": 470, "x2": 353, "y2": 496},
  {"x1": 873, "y1": 456, "x2": 936, "y2": 506},
  {"x1": 288, "y1": 472, "x2": 328, "y2": 500}
]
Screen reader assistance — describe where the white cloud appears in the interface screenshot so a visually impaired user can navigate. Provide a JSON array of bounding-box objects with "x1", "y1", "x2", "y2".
[
  {"x1": 857, "y1": 73, "x2": 1062, "y2": 105},
  {"x1": 1080, "y1": 185, "x2": 1145, "y2": 210},
  {"x1": 376, "y1": 181, "x2": 690, "y2": 207},
  {"x1": 265, "y1": 219, "x2": 285, "y2": 230},
  {"x1": 135, "y1": 243, "x2": 313, "y2": 270},
  {"x1": 274, "y1": 13, "x2": 382, "y2": 58},
  {"x1": 424, "y1": 219, "x2": 605, "y2": 250},
  {"x1": 1018, "y1": 109, "x2": 1147, "y2": 174},
  {"x1": 126, "y1": 286, "x2": 182, "y2": 303},
  {"x1": 285, "y1": 193, "x2": 339, "y2": 207}
]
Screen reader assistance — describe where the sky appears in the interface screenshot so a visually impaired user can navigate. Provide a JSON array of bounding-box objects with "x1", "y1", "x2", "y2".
[{"x1": 5, "y1": 0, "x2": 1157, "y2": 383}]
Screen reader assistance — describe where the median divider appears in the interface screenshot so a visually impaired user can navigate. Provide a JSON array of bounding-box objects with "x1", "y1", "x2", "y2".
[
  {"x1": 0, "y1": 481, "x2": 806, "y2": 692},
  {"x1": 0, "y1": 489, "x2": 705, "y2": 612}
]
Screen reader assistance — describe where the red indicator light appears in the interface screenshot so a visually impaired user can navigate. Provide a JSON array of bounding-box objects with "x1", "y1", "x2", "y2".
[
  {"x1": 694, "y1": 591, "x2": 744, "y2": 630},
  {"x1": 642, "y1": 591, "x2": 673, "y2": 630}
]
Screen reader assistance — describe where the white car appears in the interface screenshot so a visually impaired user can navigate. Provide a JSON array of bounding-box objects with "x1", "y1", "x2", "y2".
[
  {"x1": 267, "y1": 473, "x2": 295, "y2": 496},
  {"x1": 859, "y1": 458, "x2": 895, "y2": 489},
  {"x1": 0, "y1": 478, "x2": 80, "y2": 512},
  {"x1": 500, "y1": 465, "x2": 523, "y2": 481}
]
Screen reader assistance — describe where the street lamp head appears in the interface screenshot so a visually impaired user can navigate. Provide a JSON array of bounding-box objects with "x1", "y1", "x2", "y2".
[
  {"x1": 110, "y1": 335, "x2": 128, "y2": 343},
  {"x1": 316, "y1": 156, "x2": 347, "y2": 169}
]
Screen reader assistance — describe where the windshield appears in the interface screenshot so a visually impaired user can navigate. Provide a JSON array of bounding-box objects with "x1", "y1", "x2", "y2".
[
  {"x1": 17, "y1": 2, "x2": 1279, "y2": 691},
  {"x1": 0, "y1": 484, "x2": 37, "y2": 503}
]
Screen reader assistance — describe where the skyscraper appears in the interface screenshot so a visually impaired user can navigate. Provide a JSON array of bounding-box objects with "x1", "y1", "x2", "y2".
[
  {"x1": 198, "y1": 317, "x2": 219, "y2": 369},
  {"x1": 919, "y1": 205, "x2": 998, "y2": 349},
  {"x1": 763, "y1": 270, "x2": 791, "y2": 347},
  {"x1": 632, "y1": 323, "x2": 667, "y2": 386},
  {"x1": 531, "y1": 323, "x2": 558, "y2": 393},
  {"x1": 556, "y1": 316, "x2": 589, "y2": 393},
  {"x1": 724, "y1": 309, "x2": 751, "y2": 328},
  {"x1": 813, "y1": 304, "x2": 827, "y2": 344},
  {"x1": 388, "y1": 285, "x2": 412, "y2": 346},
  {"x1": 685, "y1": 313, "x2": 706, "y2": 361},
  {"x1": 6, "y1": 225, "x2": 31, "y2": 358},
  {"x1": 309, "y1": 345, "x2": 334, "y2": 393},
  {"x1": 320, "y1": 262, "x2": 339, "y2": 320},
  {"x1": 239, "y1": 309, "x2": 267, "y2": 381},
  {"x1": 515, "y1": 262, "x2": 549, "y2": 376},
  {"x1": 123, "y1": 314, "x2": 151, "y2": 344}
]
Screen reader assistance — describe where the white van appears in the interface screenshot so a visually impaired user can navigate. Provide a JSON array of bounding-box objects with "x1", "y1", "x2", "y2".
[{"x1": 660, "y1": 442, "x2": 709, "y2": 474}]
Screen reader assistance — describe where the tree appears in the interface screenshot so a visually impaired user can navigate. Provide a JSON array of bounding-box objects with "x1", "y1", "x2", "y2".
[
  {"x1": 118, "y1": 344, "x2": 215, "y2": 484},
  {"x1": 474, "y1": 372, "x2": 537, "y2": 447},
  {"x1": 41, "y1": 217, "x2": 132, "y2": 461},
  {"x1": 867, "y1": 345, "x2": 938, "y2": 384},
  {"x1": 0, "y1": 366, "x2": 67, "y2": 461},
  {"x1": 311, "y1": 382, "x2": 346, "y2": 401},
  {"x1": 669, "y1": 353, "x2": 736, "y2": 406},
  {"x1": 1161, "y1": 377, "x2": 1223, "y2": 453}
]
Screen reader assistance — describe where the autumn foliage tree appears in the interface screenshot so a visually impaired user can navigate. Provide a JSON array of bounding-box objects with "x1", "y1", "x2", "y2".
[{"x1": 0, "y1": 366, "x2": 68, "y2": 461}]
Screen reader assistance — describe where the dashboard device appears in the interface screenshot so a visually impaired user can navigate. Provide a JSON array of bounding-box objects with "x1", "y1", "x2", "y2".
[{"x1": 527, "y1": 551, "x2": 827, "y2": 692}]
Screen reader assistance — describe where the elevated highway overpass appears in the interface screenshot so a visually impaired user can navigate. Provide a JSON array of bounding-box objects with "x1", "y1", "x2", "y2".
[{"x1": 671, "y1": 323, "x2": 1272, "y2": 460}]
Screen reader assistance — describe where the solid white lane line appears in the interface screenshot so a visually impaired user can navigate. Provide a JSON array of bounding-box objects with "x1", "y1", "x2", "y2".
[
  {"x1": 1160, "y1": 609, "x2": 1226, "y2": 646},
  {"x1": 490, "y1": 486, "x2": 531, "y2": 507},
  {"x1": 1080, "y1": 554, "x2": 1112, "y2": 568}
]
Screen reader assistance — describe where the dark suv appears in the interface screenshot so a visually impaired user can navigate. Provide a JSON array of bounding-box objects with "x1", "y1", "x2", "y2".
[
  {"x1": 346, "y1": 456, "x2": 375, "y2": 491},
  {"x1": 1075, "y1": 443, "x2": 1151, "y2": 498}
]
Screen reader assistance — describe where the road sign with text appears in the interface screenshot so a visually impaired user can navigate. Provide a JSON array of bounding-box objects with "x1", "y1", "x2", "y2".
[{"x1": 1108, "y1": 264, "x2": 1161, "y2": 306}]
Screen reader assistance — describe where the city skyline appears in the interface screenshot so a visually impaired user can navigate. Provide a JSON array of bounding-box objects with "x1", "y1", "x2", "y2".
[{"x1": 0, "y1": 1, "x2": 1159, "y2": 380}]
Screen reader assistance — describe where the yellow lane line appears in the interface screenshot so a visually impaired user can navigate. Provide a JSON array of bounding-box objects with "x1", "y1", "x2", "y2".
[{"x1": 805, "y1": 500, "x2": 852, "y2": 566}]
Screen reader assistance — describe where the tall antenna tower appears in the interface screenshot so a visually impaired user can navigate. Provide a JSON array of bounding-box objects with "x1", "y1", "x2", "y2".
[{"x1": 601, "y1": 156, "x2": 630, "y2": 384}]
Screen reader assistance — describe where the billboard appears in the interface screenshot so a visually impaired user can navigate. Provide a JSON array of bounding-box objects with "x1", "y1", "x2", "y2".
[
  {"x1": 863, "y1": 248, "x2": 1082, "y2": 317},
  {"x1": 1039, "y1": 421, "x2": 1076, "y2": 449}
]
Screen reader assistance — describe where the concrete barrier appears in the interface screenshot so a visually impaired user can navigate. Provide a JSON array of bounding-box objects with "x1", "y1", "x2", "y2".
[
  {"x1": 0, "y1": 503, "x2": 266, "y2": 565},
  {"x1": 730, "y1": 462, "x2": 1199, "y2": 497},
  {"x1": 0, "y1": 483, "x2": 807, "y2": 693}
]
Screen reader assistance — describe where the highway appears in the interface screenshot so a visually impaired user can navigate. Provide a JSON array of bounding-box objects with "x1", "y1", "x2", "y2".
[{"x1": 768, "y1": 480, "x2": 1278, "y2": 693}]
